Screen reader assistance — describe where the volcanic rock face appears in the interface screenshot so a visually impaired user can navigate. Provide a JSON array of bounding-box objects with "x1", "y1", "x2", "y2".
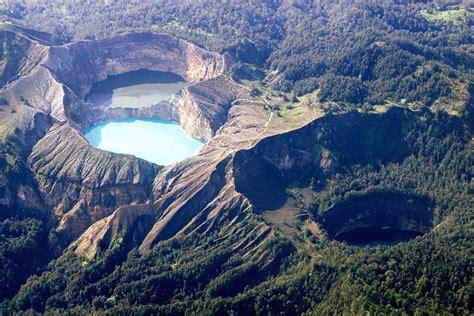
[
  {"x1": 28, "y1": 123, "x2": 157, "y2": 243},
  {"x1": 0, "y1": 24, "x2": 50, "y2": 87},
  {"x1": 1, "y1": 24, "x2": 293, "y2": 261},
  {"x1": 232, "y1": 109, "x2": 414, "y2": 210},
  {"x1": 0, "y1": 27, "x2": 237, "y2": 250},
  {"x1": 74, "y1": 106, "x2": 429, "y2": 258},
  {"x1": 71, "y1": 97, "x2": 275, "y2": 258},
  {"x1": 0, "y1": 24, "x2": 438, "y2": 263},
  {"x1": 44, "y1": 32, "x2": 227, "y2": 98}
]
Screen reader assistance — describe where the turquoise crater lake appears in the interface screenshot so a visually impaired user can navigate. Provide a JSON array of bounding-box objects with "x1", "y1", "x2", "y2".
[
  {"x1": 85, "y1": 119, "x2": 204, "y2": 166},
  {"x1": 84, "y1": 70, "x2": 203, "y2": 166}
]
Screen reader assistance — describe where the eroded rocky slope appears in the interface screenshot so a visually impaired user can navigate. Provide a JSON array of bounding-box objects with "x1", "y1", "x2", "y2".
[
  {"x1": 0, "y1": 26, "x2": 241, "y2": 251},
  {"x1": 0, "y1": 23, "x2": 470, "y2": 299}
]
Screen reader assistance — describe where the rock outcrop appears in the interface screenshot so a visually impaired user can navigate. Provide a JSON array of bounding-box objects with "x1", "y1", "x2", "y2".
[
  {"x1": 1, "y1": 23, "x2": 436, "y2": 263},
  {"x1": 28, "y1": 123, "x2": 157, "y2": 243},
  {"x1": 0, "y1": 23, "x2": 51, "y2": 87},
  {"x1": 0, "y1": 26, "x2": 238, "y2": 249}
]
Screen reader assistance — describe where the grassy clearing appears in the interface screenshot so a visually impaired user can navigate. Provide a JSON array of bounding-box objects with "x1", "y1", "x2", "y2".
[
  {"x1": 231, "y1": 65, "x2": 323, "y2": 134},
  {"x1": 277, "y1": 104, "x2": 309, "y2": 120},
  {"x1": 420, "y1": 8, "x2": 473, "y2": 25},
  {"x1": 272, "y1": 90, "x2": 322, "y2": 127},
  {"x1": 0, "y1": 117, "x2": 18, "y2": 142},
  {"x1": 262, "y1": 203, "x2": 307, "y2": 236}
]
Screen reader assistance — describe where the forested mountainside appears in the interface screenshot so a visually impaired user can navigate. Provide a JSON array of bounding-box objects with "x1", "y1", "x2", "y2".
[
  {"x1": 0, "y1": 0, "x2": 473, "y2": 314},
  {"x1": 2, "y1": 0, "x2": 473, "y2": 112}
]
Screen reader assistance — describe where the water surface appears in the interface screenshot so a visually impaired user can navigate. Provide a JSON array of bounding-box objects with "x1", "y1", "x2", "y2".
[
  {"x1": 86, "y1": 69, "x2": 188, "y2": 108},
  {"x1": 85, "y1": 119, "x2": 203, "y2": 165},
  {"x1": 335, "y1": 227, "x2": 423, "y2": 246}
]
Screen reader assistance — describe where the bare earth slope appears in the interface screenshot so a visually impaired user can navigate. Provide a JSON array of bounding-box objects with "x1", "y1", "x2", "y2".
[
  {"x1": 0, "y1": 21, "x2": 472, "y2": 314},
  {"x1": 1, "y1": 24, "x2": 319, "y2": 261},
  {"x1": 0, "y1": 27, "x2": 243, "y2": 251}
]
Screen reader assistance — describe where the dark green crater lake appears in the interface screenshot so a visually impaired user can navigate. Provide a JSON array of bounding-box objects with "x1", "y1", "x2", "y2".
[
  {"x1": 335, "y1": 227, "x2": 424, "y2": 246},
  {"x1": 84, "y1": 70, "x2": 202, "y2": 165},
  {"x1": 86, "y1": 69, "x2": 188, "y2": 108}
]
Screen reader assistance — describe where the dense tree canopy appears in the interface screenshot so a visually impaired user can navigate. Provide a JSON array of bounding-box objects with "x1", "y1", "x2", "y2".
[
  {"x1": 0, "y1": 0, "x2": 473, "y2": 314},
  {"x1": 0, "y1": 0, "x2": 472, "y2": 110}
]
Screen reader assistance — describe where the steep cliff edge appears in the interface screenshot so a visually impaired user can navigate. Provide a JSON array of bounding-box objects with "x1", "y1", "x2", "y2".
[
  {"x1": 0, "y1": 26, "x2": 237, "y2": 250},
  {"x1": 28, "y1": 123, "x2": 157, "y2": 245},
  {"x1": 43, "y1": 32, "x2": 228, "y2": 98},
  {"x1": 0, "y1": 23, "x2": 465, "y2": 272},
  {"x1": 71, "y1": 105, "x2": 464, "y2": 260},
  {"x1": 71, "y1": 99, "x2": 273, "y2": 258},
  {"x1": 0, "y1": 25, "x2": 53, "y2": 218},
  {"x1": 0, "y1": 23, "x2": 50, "y2": 87},
  {"x1": 71, "y1": 80, "x2": 322, "y2": 258}
]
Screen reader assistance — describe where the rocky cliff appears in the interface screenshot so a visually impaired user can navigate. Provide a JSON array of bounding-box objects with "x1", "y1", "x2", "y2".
[
  {"x1": 0, "y1": 26, "x2": 238, "y2": 250},
  {"x1": 0, "y1": 23, "x2": 445, "y2": 264}
]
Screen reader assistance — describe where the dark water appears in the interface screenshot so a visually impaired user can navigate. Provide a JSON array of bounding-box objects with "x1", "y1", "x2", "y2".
[
  {"x1": 86, "y1": 69, "x2": 188, "y2": 108},
  {"x1": 335, "y1": 227, "x2": 423, "y2": 246}
]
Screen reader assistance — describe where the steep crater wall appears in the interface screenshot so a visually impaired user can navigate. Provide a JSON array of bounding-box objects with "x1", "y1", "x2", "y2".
[
  {"x1": 1, "y1": 30, "x2": 235, "y2": 249},
  {"x1": 233, "y1": 108, "x2": 416, "y2": 211},
  {"x1": 43, "y1": 32, "x2": 234, "y2": 142}
]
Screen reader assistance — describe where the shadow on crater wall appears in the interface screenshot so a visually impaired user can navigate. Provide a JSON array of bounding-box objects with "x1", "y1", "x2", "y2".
[
  {"x1": 233, "y1": 149, "x2": 288, "y2": 211},
  {"x1": 319, "y1": 191, "x2": 434, "y2": 245},
  {"x1": 233, "y1": 108, "x2": 417, "y2": 211}
]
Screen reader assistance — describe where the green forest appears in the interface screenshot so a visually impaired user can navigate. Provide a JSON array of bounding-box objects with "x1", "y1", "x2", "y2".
[
  {"x1": 1, "y1": 0, "x2": 472, "y2": 111},
  {"x1": 0, "y1": 0, "x2": 473, "y2": 314}
]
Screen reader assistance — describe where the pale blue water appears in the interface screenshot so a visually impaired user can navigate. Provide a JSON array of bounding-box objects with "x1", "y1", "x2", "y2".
[{"x1": 85, "y1": 119, "x2": 204, "y2": 166}]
